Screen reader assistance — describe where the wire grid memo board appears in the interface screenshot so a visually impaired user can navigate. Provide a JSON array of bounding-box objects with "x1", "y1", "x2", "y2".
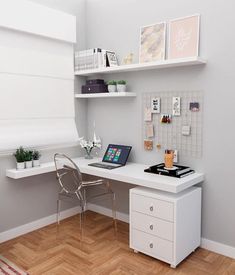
[{"x1": 142, "y1": 91, "x2": 203, "y2": 158}]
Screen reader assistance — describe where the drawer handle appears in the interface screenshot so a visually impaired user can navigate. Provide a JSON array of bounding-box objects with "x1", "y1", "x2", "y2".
[
  {"x1": 149, "y1": 206, "x2": 153, "y2": 212},
  {"x1": 149, "y1": 243, "x2": 153, "y2": 249},
  {"x1": 149, "y1": 224, "x2": 153, "y2": 230}
]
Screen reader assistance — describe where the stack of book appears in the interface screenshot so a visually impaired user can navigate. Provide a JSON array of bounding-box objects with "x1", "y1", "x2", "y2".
[
  {"x1": 74, "y1": 48, "x2": 110, "y2": 71},
  {"x1": 144, "y1": 163, "x2": 195, "y2": 178}
]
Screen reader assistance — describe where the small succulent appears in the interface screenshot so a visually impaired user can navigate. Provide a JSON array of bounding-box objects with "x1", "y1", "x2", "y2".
[
  {"x1": 13, "y1": 147, "x2": 25, "y2": 163},
  {"x1": 117, "y1": 80, "x2": 126, "y2": 85},
  {"x1": 32, "y1": 150, "x2": 41, "y2": 160},
  {"x1": 108, "y1": 80, "x2": 117, "y2": 85}
]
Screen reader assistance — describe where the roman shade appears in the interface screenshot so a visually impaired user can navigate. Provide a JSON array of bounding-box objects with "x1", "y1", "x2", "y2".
[{"x1": 0, "y1": 0, "x2": 78, "y2": 154}]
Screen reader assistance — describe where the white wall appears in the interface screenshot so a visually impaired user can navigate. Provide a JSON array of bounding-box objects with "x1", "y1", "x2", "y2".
[
  {"x1": 85, "y1": 0, "x2": 235, "y2": 248},
  {"x1": 0, "y1": 0, "x2": 86, "y2": 233}
]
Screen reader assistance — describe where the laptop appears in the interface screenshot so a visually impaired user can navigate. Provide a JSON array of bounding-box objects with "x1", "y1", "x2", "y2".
[{"x1": 88, "y1": 144, "x2": 132, "y2": 170}]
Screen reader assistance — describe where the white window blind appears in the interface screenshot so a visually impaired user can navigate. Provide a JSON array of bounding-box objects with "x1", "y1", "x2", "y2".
[
  {"x1": 0, "y1": 0, "x2": 78, "y2": 154},
  {"x1": 0, "y1": 0, "x2": 76, "y2": 43}
]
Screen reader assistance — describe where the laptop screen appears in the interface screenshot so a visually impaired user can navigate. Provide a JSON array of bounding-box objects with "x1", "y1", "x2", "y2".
[{"x1": 102, "y1": 144, "x2": 132, "y2": 165}]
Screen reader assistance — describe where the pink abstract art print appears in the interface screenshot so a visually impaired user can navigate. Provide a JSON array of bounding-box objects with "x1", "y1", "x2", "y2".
[{"x1": 169, "y1": 15, "x2": 200, "y2": 59}]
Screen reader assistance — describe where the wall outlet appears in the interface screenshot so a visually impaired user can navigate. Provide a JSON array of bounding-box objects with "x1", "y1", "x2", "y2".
[{"x1": 173, "y1": 150, "x2": 178, "y2": 163}]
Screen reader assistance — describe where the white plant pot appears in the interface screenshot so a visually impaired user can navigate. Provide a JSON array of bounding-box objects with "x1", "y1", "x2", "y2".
[
  {"x1": 25, "y1": 160, "x2": 33, "y2": 169},
  {"x1": 117, "y1": 84, "x2": 126, "y2": 93},
  {"x1": 108, "y1": 85, "x2": 116, "y2": 93},
  {"x1": 33, "y1": 159, "x2": 40, "y2": 167},
  {"x1": 16, "y1": 162, "x2": 25, "y2": 170}
]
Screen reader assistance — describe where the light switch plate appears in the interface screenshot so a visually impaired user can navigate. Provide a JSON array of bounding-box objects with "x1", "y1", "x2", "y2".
[{"x1": 172, "y1": 97, "x2": 181, "y2": 116}]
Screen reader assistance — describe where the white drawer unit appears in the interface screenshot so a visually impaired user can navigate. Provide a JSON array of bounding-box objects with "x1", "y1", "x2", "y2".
[
  {"x1": 132, "y1": 229, "x2": 173, "y2": 262},
  {"x1": 132, "y1": 211, "x2": 174, "y2": 241},
  {"x1": 131, "y1": 193, "x2": 174, "y2": 221},
  {"x1": 130, "y1": 186, "x2": 201, "y2": 268}
]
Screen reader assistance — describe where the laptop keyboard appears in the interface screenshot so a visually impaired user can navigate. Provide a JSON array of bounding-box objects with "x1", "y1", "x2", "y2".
[{"x1": 89, "y1": 163, "x2": 120, "y2": 170}]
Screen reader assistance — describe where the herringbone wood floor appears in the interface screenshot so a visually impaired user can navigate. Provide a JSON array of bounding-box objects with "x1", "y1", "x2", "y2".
[{"x1": 0, "y1": 211, "x2": 234, "y2": 275}]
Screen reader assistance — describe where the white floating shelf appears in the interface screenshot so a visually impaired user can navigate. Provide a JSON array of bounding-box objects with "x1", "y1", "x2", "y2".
[
  {"x1": 75, "y1": 57, "x2": 206, "y2": 76},
  {"x1": 6, "y1": 162, "x2": 55, "y2": 179},
  {"x1": 75, "y1": 92, "x2": 136, "y2": 99}
]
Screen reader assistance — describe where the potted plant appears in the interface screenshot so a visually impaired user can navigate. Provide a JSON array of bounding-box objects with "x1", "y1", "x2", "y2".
[
  {"x1": 107, "y1": 80, "x2": 117, "y2": 93},
  {"x1": 13, "y1": 147, "x2": 25, "y2": 170},
  {"x1": 117, "y1": 80, "x2": 127, "y2": 93},
  {"x1": 79, "y1": 136, "x2": 101, "y2": 159},
  {"x1": 24, "y1": 150, "x2": 33, "y2": 168},
  {"x1": 32, "y1": 150, "x2": 41, "y2": 167}
]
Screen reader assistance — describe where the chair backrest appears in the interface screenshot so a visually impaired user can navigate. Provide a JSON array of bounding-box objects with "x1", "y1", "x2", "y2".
[{"x1": 54, "y1": 153, "x2": 83, "y2": 194}]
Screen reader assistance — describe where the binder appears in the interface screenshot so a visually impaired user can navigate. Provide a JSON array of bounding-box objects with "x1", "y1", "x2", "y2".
[{"x1": 144, "y1": 163, "x2": 195, "y2": 178}]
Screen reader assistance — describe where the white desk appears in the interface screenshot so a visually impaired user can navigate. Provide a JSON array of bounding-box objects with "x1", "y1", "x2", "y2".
[
  {"x1": 6, "y1": 157, "x2": 204, "y2": 193},
  {"x1": 6, "y1": 157, "x2": 204, "y2": 267}
]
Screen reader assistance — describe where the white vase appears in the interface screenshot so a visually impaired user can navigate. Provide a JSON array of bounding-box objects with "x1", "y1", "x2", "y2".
[
  {"x1": 117, "y1": 84, "x2": 126, "y2": 93},
  {"x1": 33, "y1": 159, "x2": 40, "y2": 167},
  {"x1": 108, "y1": 85, "x2": 116, "y2": 93},
  {"x1": 25, "y1": 160, "x2": 33, "y2": 169},
  {"x1": 16, "y1": 162, "x2": 25, "y2": 170}
]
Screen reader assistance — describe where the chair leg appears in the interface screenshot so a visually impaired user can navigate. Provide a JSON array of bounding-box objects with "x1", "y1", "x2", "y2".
[
  {"x1": 57, "y1": 199, "x2": 61, "y2": 225},
  {"x1": 106, "y1": 180, "x2": 117, "y2": 231},
  {"x1": 111, "y1": 191, "x2": 117, "y2": 232},
  {"x1": 80, "y1": 201, "x2": 85, "y2": 240},
  {"x1": 75, "y1": 191, "x2": 85, "y2": 237}
]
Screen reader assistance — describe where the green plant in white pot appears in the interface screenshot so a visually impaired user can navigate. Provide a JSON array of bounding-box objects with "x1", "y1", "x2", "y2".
[
  {"x1": 14, "y1": 147, "x2": 25, "y2": 170},
  {"x1": 24, "y1": 150, "x2": 33, "y2": 169},
  {"x1": 107, "y1": 80, "x2": 117, "y2": 93},
  {"x1": 32, "y1": 150, "x2": 41, "y2": 167},
  {"x1": 117, "y1": 80, "x2": 127, "y2": 93}
]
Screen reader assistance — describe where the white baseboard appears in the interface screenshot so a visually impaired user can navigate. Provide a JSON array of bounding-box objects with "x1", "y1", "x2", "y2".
[
  {"x1": 1, "y1": 204, "x2": 234, "y2": 260},
  {"x1": 201, "y1": 238, "x2": 235, "y2": 259},
  {"x1": 0, "y1": 206, "x2": 81, "y2": 243},
  {"x1": 88, "y1": 204, "x2": 235, "y2": 259},
  {"x1": 87, "y1": 203, "x2": 129, "y2": 223}
]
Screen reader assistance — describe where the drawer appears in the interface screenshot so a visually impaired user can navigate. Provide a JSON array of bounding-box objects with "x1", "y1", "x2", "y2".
[
  {"x1": 131, "y1": 211, "x2": 174, "y2": 241},
  {"x1": 131, "y1": 229, "x2": 173, "y2": 262},
  {"x1": 131, "y1": 194, "x2": 174, "y2": 222}
]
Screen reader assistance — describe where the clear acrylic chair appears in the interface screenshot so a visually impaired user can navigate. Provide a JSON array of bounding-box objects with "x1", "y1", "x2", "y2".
[{"x1": 54, "y1": 153, "x2": 117, "y2": 234}]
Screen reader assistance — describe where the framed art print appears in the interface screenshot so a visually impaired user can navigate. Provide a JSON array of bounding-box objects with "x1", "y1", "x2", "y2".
[
  {"x1": 139, "y1": 22, "x2": 166, "y2": 63},
  {"x1": 106, "y1": 51, "x2": 118, "y2": 67},
  {"x1": 168, "y1": 14, "x2": 200, "y2": 59}
]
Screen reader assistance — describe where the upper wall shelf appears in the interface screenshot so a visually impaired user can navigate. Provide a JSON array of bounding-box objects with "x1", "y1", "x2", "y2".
[{"x1": 74, "y1": 57, "x2": 206, "y2": 76}]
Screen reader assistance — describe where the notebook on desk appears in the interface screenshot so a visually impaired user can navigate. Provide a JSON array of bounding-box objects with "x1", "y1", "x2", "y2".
[{"x1": 89, "y1": 144, "x2": 132, "y2": 170}]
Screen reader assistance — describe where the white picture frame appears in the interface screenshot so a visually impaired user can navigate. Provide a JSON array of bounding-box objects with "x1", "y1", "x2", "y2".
[
  {"x1": 106, "y1": 51, "x2": 118, "y2": 67},
  {"x1": 139, "y1": 22, "x2": 166, "y2": 63},
  {"x1": 168, "y1": 14, "x2": 200, "y2": 59}
]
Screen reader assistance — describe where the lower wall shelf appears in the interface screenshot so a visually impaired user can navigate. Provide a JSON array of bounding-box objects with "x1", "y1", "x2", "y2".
[
  {"x1": 74, "y1": 92, "x2": 136, "y2": 99},
  {"x1": 6, "y1": 162, "x2": 55, "y2": 179}
]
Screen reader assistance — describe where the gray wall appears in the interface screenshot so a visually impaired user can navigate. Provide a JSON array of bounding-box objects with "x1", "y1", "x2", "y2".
[
  {"x1": 85, "y1": 0, "x2": 235, "y2": 247},
  {"x1": 0, "y1": 0, "x2": 86, "y2": 233}
]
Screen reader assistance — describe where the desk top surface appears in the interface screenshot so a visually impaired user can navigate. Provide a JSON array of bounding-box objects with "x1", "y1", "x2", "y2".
[{"x1": 6, "y1": 157, "x2": 204, "y2": 193}]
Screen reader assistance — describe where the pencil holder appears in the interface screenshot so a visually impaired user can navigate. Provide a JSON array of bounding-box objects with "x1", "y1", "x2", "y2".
[{"x1": 164, "y1": 151, "x2": 174, "y2": 168}]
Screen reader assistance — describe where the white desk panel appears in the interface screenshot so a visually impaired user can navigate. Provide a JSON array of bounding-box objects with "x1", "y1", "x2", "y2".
[{"x1": 6, "y1": 157, "x2": 204, "y2": 193}]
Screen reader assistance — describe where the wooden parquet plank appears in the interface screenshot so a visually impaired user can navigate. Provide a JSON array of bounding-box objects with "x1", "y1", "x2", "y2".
[{"x1": 0, "y1": 211, "x2": 234, "y2": 275}]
